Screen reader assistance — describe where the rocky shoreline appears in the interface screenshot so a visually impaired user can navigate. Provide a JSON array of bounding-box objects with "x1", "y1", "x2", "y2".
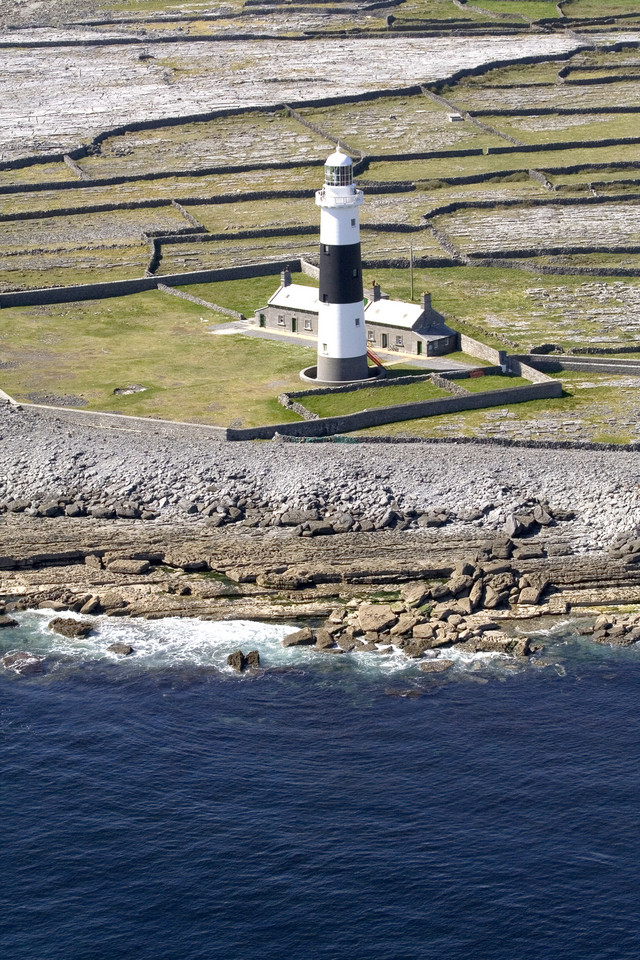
[{"x1": 2, "y1": 401, "x2": 640, "y2": 674}]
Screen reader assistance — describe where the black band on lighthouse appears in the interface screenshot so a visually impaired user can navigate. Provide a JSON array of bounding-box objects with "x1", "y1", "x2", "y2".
[{"x1": 319, "y1": 242, "x2": 363, "y2": 304}]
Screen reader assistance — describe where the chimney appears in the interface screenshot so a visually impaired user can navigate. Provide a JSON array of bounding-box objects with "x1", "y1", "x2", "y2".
[
  {"x1": 421, "y1": 291, "x2": 431, "y2": 312},
  {"x1": 372, "y1": 281, "x2": 382, "y2": 302},
  {"x1": 281, "y1": 266, "x2": 292, "y2": 287}
]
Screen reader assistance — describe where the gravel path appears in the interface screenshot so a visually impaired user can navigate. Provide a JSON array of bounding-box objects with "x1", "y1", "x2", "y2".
[{"x1": 1, "y1": 400, "x2": 638, "y2": 552}]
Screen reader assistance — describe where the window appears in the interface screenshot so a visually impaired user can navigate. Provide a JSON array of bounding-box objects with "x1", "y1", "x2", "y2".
[
  {"x1": 352, "y1": 268, "x2": 358, "y2": 278},
  {"x1": 322, "y1": 343, "x2": 328, "y2": 353},
  {"x1": 322, "y1": 294, "x2": 328, "y2": 303},
  {"x1": 323, "y1": 244, "x2": 330, "y2": 254},
  {"x1": 367, "y1": 330, "x2": 375, "y2": 342},
  {"x1": 395, "y1": 335, "x2": 404, "y2": 347},
  {"x1": 351, "y1": 218, "x2": 356, "y2": 226},
  {"x1": 304, "y1": 318, "x2": 313, "y2": 331},
  {"x1": 355, "y1": 317, "x2": 360, "y2": 326},
  {"x1": 325, "y1": 164, "x2": 353, "y2": 187},
  {"x1": 277, "y1": 314, "x2": 285, "y2": 326}
]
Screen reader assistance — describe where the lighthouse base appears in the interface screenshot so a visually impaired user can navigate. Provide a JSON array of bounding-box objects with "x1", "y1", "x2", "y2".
[
  {"x1": 300, "y1": 363, "x2": 385, "y2": 386},
  {"x1": 317, "y1": 354, "x2": 369, "y2": 383}
]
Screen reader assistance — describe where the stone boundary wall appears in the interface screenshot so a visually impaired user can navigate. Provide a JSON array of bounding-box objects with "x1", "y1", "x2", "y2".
[
  {"x1": 300, "y1": 259, "x2": 320, "y2": 279},
  {"x1": 478, "y1": 259, "x2": 640, "y2": 278},
  {"x1": 507, "y1": 357, "x2": 556, "y2": 384},
  {"x1": 0, "y1": 260, "x2": 302, "y2": 309},
  {"x1": 0, "y1": 198, "x2": 172, "y2": 223},
  {"x1": 474, "y1": 106, "x2": 640, "y2": 118},
  {"x1": 285, "y1": 433, "x2": 640, "y2": 451},
  {"x1": 172, "y1": 200, "x2": 204, "y2": 230},
  {"x1": 566, "y1": 343, "x2": 640, "y2": 355},
  {"x1": 284, "y1": 105, "x2": 362, "y2": 160},
  {"x1": 459, "y1": 333, "x2": 507, "y2": 365},
  {"x1": 0, "y1": 164, "x2": 326, "y2": 197},
  {"x1": 519, "y1": 354, "x2": 640, "y2": 376},
  {"x1": 487, "y1": 135, "x2": 640, "y2": 157},
  {"x1": 147, "y1": 239, "x2": 162, "y2": 275},
  {"x1": 429, "y1": 372, "x2": 470, "y2": 396},
  {"x1": 427, "y1": 45, "x2": 595, "y2": 96},
  {"x1": 425, "y1": 223, "x2": 468, "y2": 262},
  {"x1": 4, "y1": 42, "x2": 631, "y2": 180},
  {"x1": 156, "y1": 283, "x2": 244, "y2": 320},
  {"x1": 468, "y1": 244, "x2": 640, "y2": 260},
  {"x1": 15, "y1": 403, "x2": 229, "y2": 440},
  {"x1": 157, "y1": 225, "x2": 317, "y2": 246},
  {"x1": 227, "y1": 380, "x2": 563, "y2": 440},
  {"x1": 423, "y1": 192, "x2": 640, "y2": 224}
]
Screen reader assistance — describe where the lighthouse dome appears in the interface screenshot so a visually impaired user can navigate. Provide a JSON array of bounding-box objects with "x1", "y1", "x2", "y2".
[
  {"x1": 325, "y1": 147, "x2": 352, "y2": 167},
  {"x1": 324, "y1": 147, "x2": 354, "y2": 187}
]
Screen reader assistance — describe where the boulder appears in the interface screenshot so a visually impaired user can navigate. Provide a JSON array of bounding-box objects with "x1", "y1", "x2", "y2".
[
  {"x1": 49, "y1": 617, "x2": 94, "y2": 639},
  {"x1": 282, "y1": 627, "x2": 314, "y2": 647},
  {"x1": 0, "y1": 615, "x2": 18, "y2": 629},
  {"x1": 419, "y1": 659, "x2": 454, "y2": 673},
  {"x1": 226, "y1": 650, "x2": 245, "y2": 671},
  {"x1": 245, "y1": 650, "x2": 260, "y2": 668},
  {"x1": 107, "y1": 643, "x2": 134, "y2": 656},
  {"x1": 79, "y1": 596, "x2": 101, "y2": 615},
  {"x1": 307, "y1": 520, "x2": 334, "y2": 537},
  {"x1": 533, "y1": 504, "x2": 553, "y2": 526},
  {"x1": 40, "y1": 501, "x2": 62, "y2": 518},
  {"x1": 469, "y1": 579, "x2": 484, "y2": 610},
  {"x1": 88, "y1": 506, "x2": 115, "y2": 519},
  {"x1": 390, "y1": 613, "x2": 421, "y2": 637},
  {"x1": 505, "y1": 515, "x2": 523, "y2": 538},
  {"x1": 332, "y1": 513, "x2": 354, "y2": 534},
  {"x1": 2, "y1": 651, "x2": 44, "y2": 675},
  {"x1": 106, "y1": 559, "x2": 151, "y2": 575},
  {"x1": 412, "y1": 622, "x2": 434, "y2": 640},
  {"x1": 401, "y1": 582, "x2": 431, "y2": 608},
  {"x1": 314, "y1": 629, "x2": 335, "y2": 650},
  {"x1": 430, "y1": 583, "x2": 451, "y2": 600},
  {"x1": 357, "y1": 603, "x2": 397, "y2": 634},
  {"x1": 447, "y1": 575, "x2": 473, "y2": 597},
  {"x1": 280, "y1": 509, "x2": 319, "y2": 526},
  {"x1": 518, "y1": 586, "x2": 544, "y2": 605}
]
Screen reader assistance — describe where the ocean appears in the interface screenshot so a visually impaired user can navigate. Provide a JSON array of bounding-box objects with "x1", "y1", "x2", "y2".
[{"x1": 1, "y1": 611, "x2": 639, "y2": 960}]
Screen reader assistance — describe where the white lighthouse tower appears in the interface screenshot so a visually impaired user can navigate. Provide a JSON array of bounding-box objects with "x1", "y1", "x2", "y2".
[{"x1": 314, "y1": 148, "x2": 369, "y2": 382}]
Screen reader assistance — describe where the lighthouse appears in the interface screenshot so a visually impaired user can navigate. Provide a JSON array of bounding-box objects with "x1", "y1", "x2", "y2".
[{"x1": 315, "y1": 148, "x2": 369, "y2": 382}]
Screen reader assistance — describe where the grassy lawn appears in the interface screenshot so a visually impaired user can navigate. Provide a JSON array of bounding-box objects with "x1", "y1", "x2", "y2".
[
  {"x1": 361, "y1": 265, "x2": 640, "y2": 352},
  {"x1": 301, "y1": 380, "x2": 449, "y2": 417},
  {"x1": 0, "y1": 245, "x2": 151, "y2": 292},
  {"x1": 0, "y1": 291, "x2": 313, "y2": 426},
  {"x1": 563, "y1": 0, "x2": 640, "y2": 15},
  {"x1": 177, "y1": 271, "x2": 318, "y2": 317},
  {"x1": 458, "y1": 374, "x2": 531, "y2": 391},
  {"x1": 474, "y1": 1, "x2": 561, "y2": 18},
  {"x1": 355, "y1": 369, "x2": 640, "y2": 443}
]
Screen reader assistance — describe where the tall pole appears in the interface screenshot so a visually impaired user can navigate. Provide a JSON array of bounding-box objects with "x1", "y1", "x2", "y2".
[{"x1": 410, "y1": 244, "x2": 414, "y2": 301}]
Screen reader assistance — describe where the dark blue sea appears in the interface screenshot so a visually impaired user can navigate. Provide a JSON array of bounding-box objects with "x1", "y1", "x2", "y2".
[{"x1": 1, "y1": 612, "x2": 639, "y2": 960}]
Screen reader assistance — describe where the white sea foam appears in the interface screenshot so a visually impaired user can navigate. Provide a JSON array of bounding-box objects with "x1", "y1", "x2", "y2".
[{"x1": 10, "y1": 611, "x2": 521, "y2": 678}]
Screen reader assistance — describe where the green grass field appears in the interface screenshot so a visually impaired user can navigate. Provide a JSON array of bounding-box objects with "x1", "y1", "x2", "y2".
[{"x1": 0, "y1": 291, "x2": 313, "y2": 426}]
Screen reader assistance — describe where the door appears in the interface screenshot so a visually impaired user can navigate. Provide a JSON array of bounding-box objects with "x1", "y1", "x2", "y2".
[
  {"x1": 292, "y1": 318, "x2": 297, "y2": 333},
  {"x1": 381, "y1": 333, "x2": 388, "y2": 349},
  {"x1": 417, "y1": 341, "x2": 422, "y2": 356},
  {"x1": 259, "y1": 314, "x2": 265, "y2": 328}
]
